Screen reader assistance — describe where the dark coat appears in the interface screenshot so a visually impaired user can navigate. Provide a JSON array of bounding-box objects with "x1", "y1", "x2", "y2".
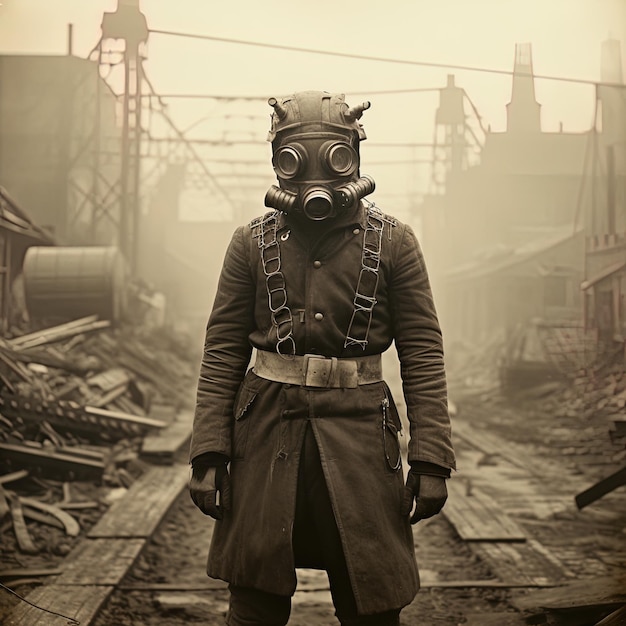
[{"x1": 190, "y1": 203, "x2": 456, "y2": 614}]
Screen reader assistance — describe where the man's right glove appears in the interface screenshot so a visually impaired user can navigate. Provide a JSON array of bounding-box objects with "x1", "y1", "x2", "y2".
[{"x1": 189, "y1": 461, "x2": 231, "y2": 520}]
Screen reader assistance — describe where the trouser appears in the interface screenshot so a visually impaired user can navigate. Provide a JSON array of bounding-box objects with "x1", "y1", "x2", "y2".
[{"x1": 225, "y1": 423, "x2": 401, "y2": 626}]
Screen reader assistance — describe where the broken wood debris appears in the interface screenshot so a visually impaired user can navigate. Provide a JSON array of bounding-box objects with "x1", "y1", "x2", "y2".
[
  {"x1": 0, "y1": 469, "x2": 29, "y2": 484},
  {"x1": 8, "y1": 315, "x2": 110, "y2": 351},
  {"x1": 510, "y1": 575, "x2": 626, "y2": 625},
  {"x1": 19, "y1": 496, "x2": 80, "y2": 536},
  {"x1": 0, "y1": 393, "x2": 166, "y2": 442},
  {"x1": 0, "y1": 442, "x2": 105, "y2": 480},
  {"x1": 7, "y1": 490, "x2": 38, "y2": 553},
  {"x1": 0, "y1": 314, "x2": 198, "y2": 566},
  {"x1": 575, "y1": 465, "x2": 626, "y2": 509}
]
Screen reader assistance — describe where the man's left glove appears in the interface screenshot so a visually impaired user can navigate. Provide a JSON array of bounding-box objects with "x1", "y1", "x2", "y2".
[
  {"x1": 189, "y1": 461, "x2": 231, "y2": 520},
  {"x1": 401, "y1": 465, "x2": 449, "y2": 524}
]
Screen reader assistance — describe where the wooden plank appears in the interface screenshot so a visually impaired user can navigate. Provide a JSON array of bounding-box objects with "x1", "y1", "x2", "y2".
[
  {"x1": 444, "y1": 478, "x2": 527, "y2": 542},
  {"x1": 8, "y1": 315, "x2": 99, "y2": 347},
  {"x1": 88, "y1": 464, "x2": 189, "y2": 538},
  {"x1": 15, "y1": 320, "x2": 111, "y2": 350},
  {"x1": 575, "y1": 466, "x2": 626, "y2": 509},
  {"x1": 56, "y1": 538, "x2": 144, "y2": 585},
  {"x1": 512, "y1": 575, "x2": 626, "y2": 611},
  {"x1": 141, "y1": 409, "x2": 192, "y2": 463},
  {"x1": 0, "y1": 567, "x2": 62, "y2": 579},
  {"x1": 0, "y1": 443, "x2": 105, "y2": 479},
  {"x1": 6, "y1": 583, "x2": 112, "y2": 625},
  {"x1": 84, "y1": 405, "x2": 166, "y2": 429}
]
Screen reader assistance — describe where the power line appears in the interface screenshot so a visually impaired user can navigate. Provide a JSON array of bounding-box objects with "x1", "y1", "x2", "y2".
[
  {"x1": 148, "y1": 29, "x2": 623, "y2": 88},
  {"x1": 142, "y1": 87, "x2": 442, "y2": 100}
]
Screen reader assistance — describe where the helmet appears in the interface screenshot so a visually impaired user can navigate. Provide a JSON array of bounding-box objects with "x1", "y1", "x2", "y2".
[{"x1": 264, "y1": 91, "x2": 375, "y2": 221}]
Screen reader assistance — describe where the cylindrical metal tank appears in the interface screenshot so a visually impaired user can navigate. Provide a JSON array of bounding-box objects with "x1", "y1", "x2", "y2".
[{"x1": 23, "y1": 246, "x2": 128, "y2": 322}]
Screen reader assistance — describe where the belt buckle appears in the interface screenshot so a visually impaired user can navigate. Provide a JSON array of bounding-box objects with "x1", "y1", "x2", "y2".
[
  {"x1": 302, "y1": 354, "x2": 337, "y2": 388},
  {"x1": 302, "y1": 355, "x2": 359, "y2": 388}
]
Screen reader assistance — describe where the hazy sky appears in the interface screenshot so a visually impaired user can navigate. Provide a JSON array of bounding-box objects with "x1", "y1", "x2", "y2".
[{"x1": 1, "y1": 0, "x2": 625, "y2": 218}]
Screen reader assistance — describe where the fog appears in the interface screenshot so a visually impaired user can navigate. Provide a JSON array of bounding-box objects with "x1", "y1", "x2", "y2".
[{"x1": 1, "y1": 0, "x2": 625, "y2": 356}]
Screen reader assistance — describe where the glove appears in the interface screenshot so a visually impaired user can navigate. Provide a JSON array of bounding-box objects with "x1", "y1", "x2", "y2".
[
  {"x1": 189, "y1": 463, "x2": 231, "y2": 520},
  {"x1": 401, "y1": 469, "x2": 448, "y2": 524}
]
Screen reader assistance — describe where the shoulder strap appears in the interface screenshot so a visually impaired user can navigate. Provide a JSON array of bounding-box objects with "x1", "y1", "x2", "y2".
[
  {"x1": 254, "y1": 211, "x2": 296, "y2": 356},
  {"x1": 344, "y1": 203, "x2": 394, "y2": 350}
]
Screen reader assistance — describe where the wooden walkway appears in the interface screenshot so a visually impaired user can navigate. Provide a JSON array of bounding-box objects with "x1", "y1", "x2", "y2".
[
  {"x1": 6, "y1": 390, "x2": 622, "y2": 624},
  {"x1": 6, "y1": 449, "x2": 190, "y2": 625}
]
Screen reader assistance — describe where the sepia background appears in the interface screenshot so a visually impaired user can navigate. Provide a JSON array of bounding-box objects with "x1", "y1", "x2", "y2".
[{"x1": 0, "y1": 1, "x2": 625, "y2": 625}]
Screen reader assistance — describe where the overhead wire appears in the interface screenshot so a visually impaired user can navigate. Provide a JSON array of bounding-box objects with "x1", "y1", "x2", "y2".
[
  {"x1": 148, "y1": 28, "x2": 625, "y2": 89},
  {"x1": 142, "y1": 87, "x2": 442, "y2": 100},
  {"x1": 138, "y1": 28, "x2": 619, "y2": 204}
]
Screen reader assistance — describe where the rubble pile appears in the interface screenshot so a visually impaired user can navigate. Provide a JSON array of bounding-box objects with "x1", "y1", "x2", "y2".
[
  {"x1": 449, "y1": 325, "x2": 626, "y2": 485},
  {"x1": 0, "y1": 315, "x2": 199, "y2": 570},
  {"x1": 535, "y1": 357, "x2": 626, "y2": 474}
]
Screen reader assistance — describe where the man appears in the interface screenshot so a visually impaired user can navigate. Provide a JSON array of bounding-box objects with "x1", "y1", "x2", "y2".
[{"x1": 189, "y1": 90, "x2": 456, "y2": 626}]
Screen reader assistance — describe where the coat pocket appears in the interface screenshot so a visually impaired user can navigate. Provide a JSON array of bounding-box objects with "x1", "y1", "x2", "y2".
[
  {"x1": 232, "y1": 377, "x2": 259, "y2": 460},
  {"x1": 382, "y1": 385, "x2": 402, "y2": 472}
]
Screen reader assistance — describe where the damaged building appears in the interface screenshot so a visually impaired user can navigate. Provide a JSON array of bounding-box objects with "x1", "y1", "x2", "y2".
[{"x1": 418, "y1": 40, "x2": 626, "y2": 376}]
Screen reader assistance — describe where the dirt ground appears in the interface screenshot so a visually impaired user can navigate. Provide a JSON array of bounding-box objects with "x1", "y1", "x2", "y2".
[
  {"x1": 91, "y1": 376, "x2": 626, "y2": 626},
  {"x1": 2, "y1": 364, "x2": 625, "y2": 625},
  {"x1": 91, "y1": 488, "x2": 508, "y2": 626}
]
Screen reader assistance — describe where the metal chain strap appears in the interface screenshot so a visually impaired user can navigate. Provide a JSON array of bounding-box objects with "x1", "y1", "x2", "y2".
[
  {"x1": 257, "y1": 212, "x2": 296, "y2": 357},
  {"x1": 344, "y1": 203, "x2": 386, "y2": 349}
]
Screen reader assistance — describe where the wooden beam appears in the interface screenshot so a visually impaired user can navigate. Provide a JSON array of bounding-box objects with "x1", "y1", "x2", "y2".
[
  {"x1": 512, "y1": 575, "x2": 626, "y2": 612},
  {"x1": 0, "y1": 567, "x2": 62, "y2": 580},
  {"x1": 88, "y1": 464, "x2": 189, "y2": 538},
  {"x1": 0, "y1": 443, "x2": 105, "y2": 479},
  {"x1": 575, "y1": 466, "x2": 626, "y2": 509},
  {"x1": 8, "y1": 315, "x2": 99, "y2": 347},
  {"x1": 56, "y1": 538, "x2": 145, "y2": 585},
  {"x1": 140, "y1": 408, "x2": 192, "y2": 464}
]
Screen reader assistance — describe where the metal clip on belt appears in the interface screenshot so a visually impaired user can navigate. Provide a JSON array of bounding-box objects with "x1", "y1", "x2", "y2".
[{"x1": 253, "y1": 351, "x2": 383, "y2": 388}]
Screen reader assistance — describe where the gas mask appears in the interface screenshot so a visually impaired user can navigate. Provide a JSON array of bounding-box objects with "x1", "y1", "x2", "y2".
[{"x1": 265, "y1": 91, "x2": 375, "y2": 221}]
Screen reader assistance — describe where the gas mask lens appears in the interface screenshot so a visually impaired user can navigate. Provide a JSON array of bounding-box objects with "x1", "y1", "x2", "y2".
[
  {"x1": 322, "y1": 142, "x2": 358, "y2": 177},
  {"x1": 273, "y1": 144, "x2": 306, "y2": 179}
]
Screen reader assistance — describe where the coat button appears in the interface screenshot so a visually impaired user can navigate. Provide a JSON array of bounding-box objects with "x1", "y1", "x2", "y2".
[
  {"x1": 314, "y1": 312, "x2": 324, "y2": 321},
  {"x1": 353, "y1": 228, "x2": 360, "y2": 235},
  {"x1": 313, "y1": 260, "x2": 322, "y2": 268}
]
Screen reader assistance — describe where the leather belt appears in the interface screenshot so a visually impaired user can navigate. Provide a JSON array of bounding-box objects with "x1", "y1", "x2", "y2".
[{"x1": 253, "y1": 351, "x2": 383, "y2": 389}]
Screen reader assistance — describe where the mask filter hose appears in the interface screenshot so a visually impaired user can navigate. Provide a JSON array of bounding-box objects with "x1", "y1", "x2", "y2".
[
  {"x1": 265, "y1": 185, "x2": 297, "y2": 212},
  {"x1": 337, "y1": 175, "x2": 376, "y2": 208}
]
